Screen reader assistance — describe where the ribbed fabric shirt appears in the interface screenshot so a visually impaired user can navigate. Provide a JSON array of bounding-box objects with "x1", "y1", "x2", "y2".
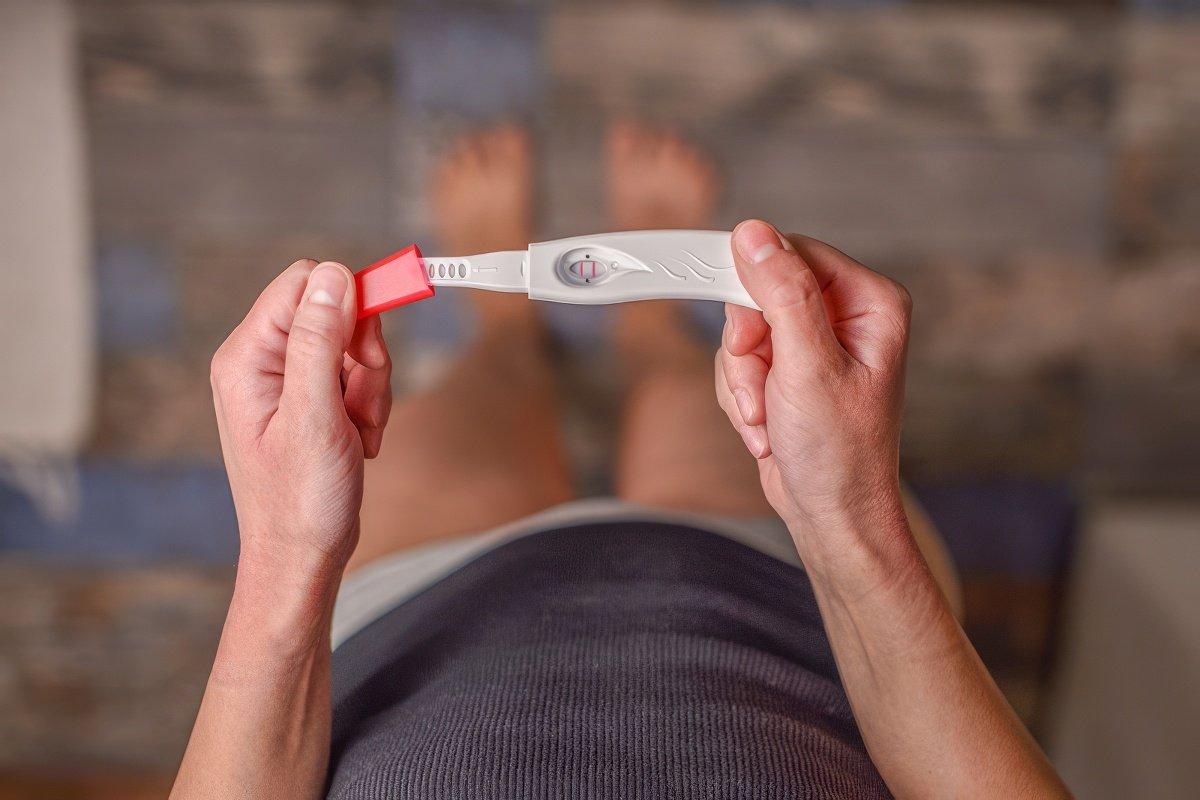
[{"x1": 328, "y1": 522, "x2": 890, "y2": 799}]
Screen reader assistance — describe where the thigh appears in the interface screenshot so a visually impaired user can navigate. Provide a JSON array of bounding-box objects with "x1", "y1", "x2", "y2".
[
  {"x1": 615, "y1": 364, "x2": 773, "y2": 517},
  {"x1": 351, "y1": 338, "x2": 574, "y2": 573}
]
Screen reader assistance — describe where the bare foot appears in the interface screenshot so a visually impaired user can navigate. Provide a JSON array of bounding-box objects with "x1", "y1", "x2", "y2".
[
  {"x1": 606, "y1": 122, "x2": 720, "y2": 366},
  {"x1": 431, "y1": 124, "x2": 537, "y2": 327},
  {"x1": 606, "y1": 120, "x2": 720, "y2": 232}
]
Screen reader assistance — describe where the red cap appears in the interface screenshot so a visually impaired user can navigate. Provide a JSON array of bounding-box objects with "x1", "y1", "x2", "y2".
[{"x1": 355, "y1": 244, "x2": 435, "y2": 319}]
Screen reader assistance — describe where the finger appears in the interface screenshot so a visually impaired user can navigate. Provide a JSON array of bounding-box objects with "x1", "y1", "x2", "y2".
[
  {"x1": 343, "y1": 357, "x2": 391, "y2": 458},
  {"x1": 343, "y1": 317, "x2": 392, "y2": 458},
  {"x1": 731, "y1": 219, "x2": 842, "y2": 363},
  {"x1": 348, "y1": 313, "x2": 389, "y2": 371},
  {"x1": 723, "y1": 313, "x2": 772, "y2": 365},
  {"x1": 223, "y1": 258, "x2": 318, "y2": 366},
  {"x1": 280, "y1": 262, "x2": 358, "y2": 415},
  {"x1": 210, "y1": 259, "x2": 318, "y2": 434},
  {"x1": 783, "y1": 233, "x2": 895, "y2": 303},
  {"x1": 724, "y1": 302, "x2": 769, "y2": 357},
  {"x1": 782, "y1": 232, "x2": 912, "y2": 366},
  {"x1": 715, "y1": 349, "x2": 771, "y2": 459},
  {"x1": 720, "y1": 345, "x2": 769, "y2": 428},
  {"x1": 363, "y1": 427, "x2": 385, "y2": 460}
]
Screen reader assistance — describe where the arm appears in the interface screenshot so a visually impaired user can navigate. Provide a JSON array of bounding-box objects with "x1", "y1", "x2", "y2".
[
  {"x1": 716, "y1": 220, "x2": 1071, "y2": 799},
  {"x1": 172, "y1": 260, "x2": 392, "y2": 799}
]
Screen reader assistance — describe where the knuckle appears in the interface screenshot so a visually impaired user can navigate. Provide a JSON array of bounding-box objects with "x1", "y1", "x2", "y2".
[
  {"x1": 263, "y1": 259, "x2": 319, "y2": 294},
  {"x1": 714, "y1": 349, "x2": 730, "y2": 381},
  {"x1": 288, "y1": 315, "x2": 341, "y2": 355},
  {"x1": 713, "y1": 365, "x2": 731, "y2": 400},
  {"x1": 892, "y1": 281, "x2": 914, "y2": 317},
  {"x1": 767, "y1": 269, "x2": 821, "y2": 313},
  {"x1": 715, "y1": 390, "x2": 737, "y2": 421},
  {"x1": 365, "y1": 406, "x2": 389, "y2": 429},
  {"x1": 209, "y1": 359, "x2": 224, "y2": 391},
  {"x1": 716, "y1": 352, "x2": 741, "y2": 390},
  {"x1": 726, "y1": 360, "x2": 749, "y2": 392},
  {"x1": 865, "y1": 278, "x2": 912, "y2": 349},
  {"x1": 714, "y1": 394, "x2": 749, "y2": 429},
  {"x1": 209, "y1": 340, "x2": 236, "y2": 389},
  {"x1": 285, "y1": 258, "x2": 319, "y2": 277},
  {"x1": 354, "y1": 397, "x2": 391, "y2": 430},
  {"x1": 283, "y1": 398, "x2": 336, "y2": 440},
  {"x1": 888, "y1": 284, "x2": 913, "y2": 338}
]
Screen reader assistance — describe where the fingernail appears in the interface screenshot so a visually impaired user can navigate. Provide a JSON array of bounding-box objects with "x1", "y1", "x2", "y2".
[
  {"x1": 733, "y1": 220, "x2": 783, "y2": 263},
  {"x1": 306, "y1": 264, "x2": 347, "y2": 308},
  {"x1": 724, "y1": 306, "x2": 737, "y2": 339},
  {"x1": 733, "y1": 388, "x2": 754, "y2": 422},
  {"x1": 773, "y1": 224, "x2": 797, "y2": 252}
]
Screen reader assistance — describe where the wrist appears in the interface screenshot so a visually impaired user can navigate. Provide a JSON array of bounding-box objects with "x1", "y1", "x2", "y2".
[
  {"x1": 205, "y1": 563, "x2": 337, "y2": 694},
  {"x1": 238, "y1": 532, "x2": 348, "y2": 589},
  {"x1": 236, "y1": 509, "x2": 357, "y2": 583},
  {"x1": 208, "y1": 562, "x2": 338, "y2": 689},
  {"x1": 226, "y1": 533, "x2": 348, "y2": 656},
  {"x1": 782, "y1": 486, "x2": 920, "y2": 587}
]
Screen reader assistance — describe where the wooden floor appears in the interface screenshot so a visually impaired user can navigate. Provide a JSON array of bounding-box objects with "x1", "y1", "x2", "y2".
[
  {"x1": 1, "y1": 0, "x2": 1198, "y2": 791},
  {"x1": 0, "y1": 771, "x2": 172, "y2": 800}
]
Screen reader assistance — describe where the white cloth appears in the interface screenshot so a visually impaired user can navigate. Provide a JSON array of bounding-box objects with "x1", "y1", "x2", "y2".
[{"x1": 332, "y1": 498, "x2": 797, "y2": 648}]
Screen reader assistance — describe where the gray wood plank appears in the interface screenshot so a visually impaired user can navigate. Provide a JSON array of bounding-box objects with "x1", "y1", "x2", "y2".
[
  {"x1": 542, "y1": 119, "x2": 1111, "y2": 265},
  {"x1": 0, "y1": 561, "x2": 232, "y2": 769},
  {"x1": 78, "y1": 0, "x2": 394, "y2": 115},
  {"x1": 177, "y1": 236, "x2": 385, "y2": 356},
  {"x1": 88, "y1": 105, "x2": 394, "y2": 242},
  {"x1": 81, "y1": 1, "x2": 398, "y2": 244},
  {"x1": 548, "y1": 5, "x2": 1117, "y2": 137},
  {"x1": 91, "y1": 351, "x2": 220, "y2": 459},
  {"x1": 897, "y1": 255, "x2": 1096, "y2": 376},
  {"x1": 902, "y1": 370, "x2": 1084, "y2": 482},
  {"x1": 1114, "y1": 20, "x2": 1200, "y2": 252}
]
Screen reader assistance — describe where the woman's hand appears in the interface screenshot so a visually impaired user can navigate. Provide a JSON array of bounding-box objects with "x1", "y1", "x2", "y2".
[
  {"x1": 718, "y1": 222, "x2": 1072, "y2": 799},
  {"x1": 175, "y1": 260, "x2": 392, "y2": 800},
  {"x1": 716, "y1": 220, "x2": 912, "y2": 563},
  {"x1": 210, "y1": 259, "x2": 391, "y2": 577}
]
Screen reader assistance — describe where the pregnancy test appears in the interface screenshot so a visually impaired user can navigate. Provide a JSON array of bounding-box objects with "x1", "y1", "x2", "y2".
[{"x1": 354, "y1": 230, "x2": 757, "y2": 320}]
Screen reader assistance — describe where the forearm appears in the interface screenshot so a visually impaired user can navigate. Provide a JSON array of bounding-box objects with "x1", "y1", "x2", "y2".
[
  {"x1": 172, "y1": 547, "x2": 343, "y2": 800},
  {"x1": 791, "y1": 495, "x2": 1070, "y2": 800}
]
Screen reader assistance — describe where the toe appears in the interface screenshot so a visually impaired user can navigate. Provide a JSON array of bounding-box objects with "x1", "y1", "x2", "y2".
[
  {"x1": 449, "y1": 135, "x2": 473, "y2": 167},
  {"x1": 607, "y1": 119, "x2": 638, "y2": 158},
  {"x1": 463, "y1": 133, "x2": 489, "y2": 169},
  {"x1": 498, "y1": 124, "x2": 530, "y2": 161},
  {"x1": 629, "y1": 122, "x2": 661, "y2": 158}
]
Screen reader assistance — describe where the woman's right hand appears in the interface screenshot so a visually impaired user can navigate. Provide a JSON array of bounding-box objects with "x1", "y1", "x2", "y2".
[{"x1": 716, "y1": 220, "x2": 915, "y2": 567}]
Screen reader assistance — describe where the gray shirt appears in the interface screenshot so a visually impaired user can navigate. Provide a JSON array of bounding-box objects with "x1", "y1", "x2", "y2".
[{"x1": 327, "y1": 522, "x2": 890, "y2": 799}]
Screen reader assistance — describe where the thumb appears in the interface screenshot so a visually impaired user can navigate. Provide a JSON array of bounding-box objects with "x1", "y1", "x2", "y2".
[
  {"x1": 281, "y1": 261, "x2": 357, "y2": 414},
  {"x1": 731, "y1": 220, "x2": 840, "y2": 360}
]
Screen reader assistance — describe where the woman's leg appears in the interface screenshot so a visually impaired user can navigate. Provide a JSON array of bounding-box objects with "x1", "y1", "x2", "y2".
[
  {"x1": 605, "y1": 122, "x2": 963, "y2": 616},
  {"x1": 351, "y1": 125, "x2": 573, "y2": 572},
  {"x1": 607, "y1": 122, "x2": 773, "y2": 517}
]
